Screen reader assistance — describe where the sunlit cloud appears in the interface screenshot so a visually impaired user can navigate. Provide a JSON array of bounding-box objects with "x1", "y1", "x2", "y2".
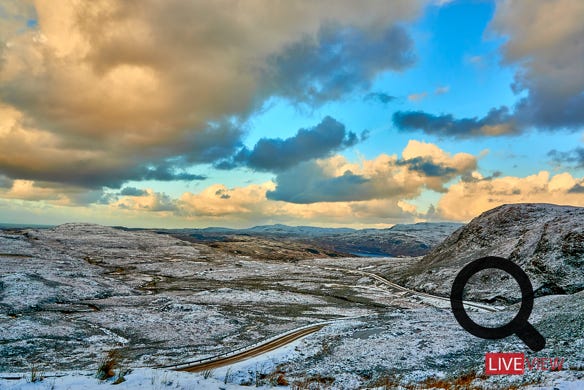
[{"x1": 437, "y1": 171, "x2": 584, "y2": 221}]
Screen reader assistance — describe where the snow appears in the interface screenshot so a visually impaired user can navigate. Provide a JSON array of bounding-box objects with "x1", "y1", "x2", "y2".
[
  {"x1": 0, "y1": 368, "x2": 272, "y2": 389},
  {"x1": 1, "y1": 220, "x2": 582, "y2": 389}
]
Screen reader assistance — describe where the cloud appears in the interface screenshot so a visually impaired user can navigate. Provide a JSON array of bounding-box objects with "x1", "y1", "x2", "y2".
[
  {"x1": 105, "y1": 141, "x2": 477, "y2": 226},
  {"x1": 114, "y1": 189, "x2": 177, "y2": 212},
  {"x1": 396, "y1": 157, "x2": 457, "y2": 177},
  {"x1": 266, "y1": 161, "x2": 385, "y2": 203},
  {"x1": 394, "y1": 1, "x2": 584, "y2": 139},
  {"x1": 0, "y1": 179, "x2": 106, "y2": 206},
  {"x1": 548, "y1": 147, "x2": 584, "y2": 168},
  {"x1": 466, "y1": 55, "x2": 484, "y2": 67},
  {"x1": 489, "y1": 0, "x2": 584, "y2": 130},
  {"x1": 217, "y1": 116, "x2": 358, "y2": 172},
  {"x1": 0, "y1": 1, "x2": 421, "y2": 189},
  {"x1": 0, "y1": 175, "x2": 13, "y2": 188},
  {"x1": 267, "y1": 140, "x2": 477, "y2": 203},
  {"x1": 364, "y1": 92, "x2": 396, "y2": 105},
  {"x1": 435, "y1": 85, "x2": 450, "y2": 95},
  {"x1": 175, "y1": 182, "x2": 420, "y2": 226},
  {"x1": 266, "y1": 24, "x2": 415, "y2": 105},
  {"x1": 437, "y1": 171, "x2": 584, "y2": 221},
  {"x1": 119, "y1": 187, "x2": 147, "y2": 197},
  {"x1": 393, "y1": 106, "x2": 518, "y2": 138},
  {"x1": 407, "y1": 92, "x2": 427, "y2": 102},
  {"x1": 140, "y1": 163, "x2": 206, "y2": 182}
]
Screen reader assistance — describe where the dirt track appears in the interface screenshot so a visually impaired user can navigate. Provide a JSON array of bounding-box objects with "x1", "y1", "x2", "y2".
[{"x1": 176, "y1": 324, "x2": 326, "y2": 372}]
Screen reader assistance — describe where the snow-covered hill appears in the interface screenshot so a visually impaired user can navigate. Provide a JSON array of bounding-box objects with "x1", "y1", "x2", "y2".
[{"x1": 405, "y1": 203, "x2": 584, "y2": 301}]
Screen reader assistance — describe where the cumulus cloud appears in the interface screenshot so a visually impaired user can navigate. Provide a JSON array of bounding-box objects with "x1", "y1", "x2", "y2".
[
  {"x1": 114, "y1": 189, "x2": 177, "y2": 212},
  {"x1": 394, "y1": 0, "x2": 584, "y2": 138},
  {"x1": 267, "y1": 24, "x2": 415, "y2": 104},
  {"x1": 267, "y1": 140, "x2": 476, "y2": 203},
  {"x1": 0, "y1": 179, "x2": 106, "y2": 206},
  {"x1": 174, "y1": 182, "x2": 418, "y2": 226},
  {"x1": 217, "y1": 116, "x2": 358, "y2": 171},
  {"x1": 489, "y1": 0, "x2": 584, "y2": 130},
  {"x1": 0, "y1": 0, "x2": 421, "y2": 189},
  {"x1": 437, "y1": 171, "x2": 584, "y2": 221},
  {"x1": 100, "y1": 141, "x2": 478, "y2": 226},
  {"x1": 140, "y1": 164, "x2": 206, "y2": 182}
]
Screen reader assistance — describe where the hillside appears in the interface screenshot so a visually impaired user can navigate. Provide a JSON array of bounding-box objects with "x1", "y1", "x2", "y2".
[{"x1": 402, "y1": 203, "x2": 584, "y2": 302}]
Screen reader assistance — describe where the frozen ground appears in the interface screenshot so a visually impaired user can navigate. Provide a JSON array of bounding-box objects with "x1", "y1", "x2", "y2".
[{"x1": 0, "y1": 223, "x2": 582, "y2": 389}]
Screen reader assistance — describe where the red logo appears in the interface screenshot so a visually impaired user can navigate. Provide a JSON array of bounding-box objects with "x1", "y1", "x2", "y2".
[
  {"x1": 485, "y1": 353, "x2": 525, "y2": 375},
  {"x1": 485, "y1": 353, "x2": 565, "y2": 375}
]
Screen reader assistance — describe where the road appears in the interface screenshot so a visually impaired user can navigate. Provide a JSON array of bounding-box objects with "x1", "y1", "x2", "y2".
[
  {"x1": 324, "y1": 266, "x2": 498, "y2": 312},
  {"x1": 170, "y1": 265, "x2": 497, "y2": 372},
  {"x1": 174, "y1": 324, "x2": 326, "y2": 372}
]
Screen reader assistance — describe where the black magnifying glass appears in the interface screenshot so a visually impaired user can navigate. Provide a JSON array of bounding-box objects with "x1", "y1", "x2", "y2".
[{"x1": 450, "y1": 256, "x2": 546, "y2": 352}]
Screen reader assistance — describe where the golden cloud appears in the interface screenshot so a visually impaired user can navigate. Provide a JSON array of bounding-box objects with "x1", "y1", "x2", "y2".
[
  {"x1": 0, "y1": 0, "x2": 422, "y2": 188},
  {"x1": 437, "y1": 171, "x2": 584, "y2": 221}
]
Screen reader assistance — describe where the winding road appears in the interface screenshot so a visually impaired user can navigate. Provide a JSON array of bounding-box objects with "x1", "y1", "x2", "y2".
[
  {"x1": 325, "y1": 266, "x2": 499, "y2": 312},
  {"x1": 169, "y1": 266, "x2": 498, "y2": 372},
  {"x1": 171, "y1": 324, "x2": 327, "y2": 372}
]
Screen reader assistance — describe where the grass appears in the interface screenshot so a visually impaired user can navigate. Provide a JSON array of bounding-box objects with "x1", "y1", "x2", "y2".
[
  {"x1": 224, "y1": 367, "x2": 233, "y2": 384},
  {"x1": 291, "y1": 374, "x2": 335, "y2": 389},
  {"x1": 364, "y1": 369, "x2": 547, "y2": 390},
  {"x1": 96, "y1": 350, "x2": 121, "y2": 381},
  {"x1": 26, "y1": 365, "x2": 44, "y2": 383},
  {"x1": 201, "y1": 369, "x2": 214, "y2": 379}
]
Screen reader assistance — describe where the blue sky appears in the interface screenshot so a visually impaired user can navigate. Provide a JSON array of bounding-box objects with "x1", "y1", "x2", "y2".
[{"x1": 0, "y1": 0, "x2": 582, "y2": 227}]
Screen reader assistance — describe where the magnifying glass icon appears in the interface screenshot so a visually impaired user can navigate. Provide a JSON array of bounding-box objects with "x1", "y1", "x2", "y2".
[{"x1": 450, "y1": 256, "x2": 546, "y2": 352}]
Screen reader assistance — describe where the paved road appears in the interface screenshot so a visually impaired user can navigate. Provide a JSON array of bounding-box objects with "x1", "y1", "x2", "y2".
[
  {"x1": 175, "y1": 324, "x2": 326, "y2": 372},
  {"x1": 170, "y1": 264, "x2": 497, "y2": 372},
  {"x1": 325, "y1": 266, "x2": 498, "y2": 312}
]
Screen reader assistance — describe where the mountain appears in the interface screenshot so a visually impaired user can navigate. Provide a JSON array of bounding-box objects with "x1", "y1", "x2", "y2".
[
  {"x1": 403, "y1": 203, "x2": 584, "y2": 302},
  {"x1": 163, "y1": 222, "x2": 462, "y2": 258}
]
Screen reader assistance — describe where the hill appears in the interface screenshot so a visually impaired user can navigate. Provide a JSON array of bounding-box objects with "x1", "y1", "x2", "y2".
[{"x1": 403, "y1": 203, "x2": 584, "y2": 302}]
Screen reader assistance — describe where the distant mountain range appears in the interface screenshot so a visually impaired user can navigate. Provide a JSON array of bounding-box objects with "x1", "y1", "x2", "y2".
[{"x1": 158, "y1": 222, "x2": 463, "y2": 258}]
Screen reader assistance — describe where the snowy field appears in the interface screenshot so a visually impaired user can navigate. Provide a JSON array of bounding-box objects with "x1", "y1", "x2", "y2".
[{"x1": 1, "y1": 224, "x2": 582, "y2": 388}]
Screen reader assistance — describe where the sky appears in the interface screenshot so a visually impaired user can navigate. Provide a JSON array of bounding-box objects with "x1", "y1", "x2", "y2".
[{"x1": 0, "y1": 0, "x2": 583, "y2": 228}]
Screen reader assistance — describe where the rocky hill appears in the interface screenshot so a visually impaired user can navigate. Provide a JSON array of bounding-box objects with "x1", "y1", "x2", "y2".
[{"x1": 403, "y1": 203, "x2": 584, "y2": 302}]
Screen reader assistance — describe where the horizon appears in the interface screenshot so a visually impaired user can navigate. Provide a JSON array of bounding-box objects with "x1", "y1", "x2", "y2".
[
  {"x1": 0, "y1": 218, "x2": 461, "y2": 230},
  {"x1": 0, "y1": 1, "x2": 583, "y2": 228}
]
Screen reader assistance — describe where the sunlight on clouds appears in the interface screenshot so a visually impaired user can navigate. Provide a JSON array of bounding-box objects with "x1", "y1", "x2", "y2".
[
  {"x1": 108, "y1": 141, "x2": 482, "y2": 226},
  {"x1": 0, "y1": 0, "x2": 422, "y2": 190},
  {"x1": 438, "y1": 171, "x2": 584, "y2": 221}
]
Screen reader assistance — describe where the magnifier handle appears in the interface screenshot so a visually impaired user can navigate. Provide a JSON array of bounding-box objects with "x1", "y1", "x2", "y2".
[{"x1": 516, "y1": 322, "x2": 546, "y2": 352}]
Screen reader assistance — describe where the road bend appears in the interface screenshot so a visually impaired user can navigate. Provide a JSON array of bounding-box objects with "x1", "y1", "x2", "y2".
[
  {"x1": 174, "y1": 324, "x2": 326, "y2": 372},
  {"x1": 324, "y1": 266, "x2": 499, "y2": 313}
]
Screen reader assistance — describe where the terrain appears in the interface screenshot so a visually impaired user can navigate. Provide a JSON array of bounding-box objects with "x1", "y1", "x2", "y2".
[
  {"x1": 153, "y1": 222, "x2": 462, "y2": 259},
  {"x1": 0, "y1": 203, "x2": 582, "y2": 389},
  {"x1": 398, "y1": 203, "x2": 584, "y2": 302}
]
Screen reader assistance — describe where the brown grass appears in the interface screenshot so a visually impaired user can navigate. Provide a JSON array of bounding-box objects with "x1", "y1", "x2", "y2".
[{"x1": 95, "y1": 350, "x2": 120, "y2": 381}]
